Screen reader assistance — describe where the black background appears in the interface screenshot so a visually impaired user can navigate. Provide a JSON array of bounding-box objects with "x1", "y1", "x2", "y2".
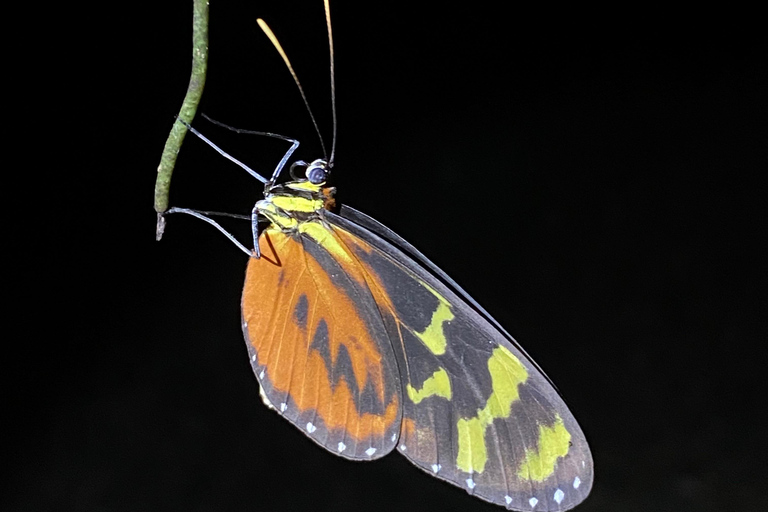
[{"x1": 9, "y1": 1, "x2": 766, "y2": 511}]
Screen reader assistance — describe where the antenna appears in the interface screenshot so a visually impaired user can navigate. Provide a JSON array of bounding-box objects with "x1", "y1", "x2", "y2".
[
  {"x1": 257, "y1": 18, "x2": 328, "y2": 161},
  {"x1": 323, "y1": 0, "x2": 337, "y2": 167}
]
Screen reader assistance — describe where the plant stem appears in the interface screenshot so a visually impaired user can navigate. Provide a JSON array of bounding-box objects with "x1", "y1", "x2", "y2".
[{"x1": 154, "y1": 0, "x2": 209, "y2": 240}]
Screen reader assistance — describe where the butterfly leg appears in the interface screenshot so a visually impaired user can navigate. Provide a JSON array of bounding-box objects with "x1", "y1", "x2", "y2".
[
  {"x1": 165, "y1": 207, "x2": 252, "y2": 256},
  {"x1": 251, "y1": 204, "x2": 262, "y2": 259},
  {"x1": 177, "y1": 117, "x2": 269, "y2": 183},
  {"x1": 195, "y1": 114, "x2": 301, "y2": 186}
]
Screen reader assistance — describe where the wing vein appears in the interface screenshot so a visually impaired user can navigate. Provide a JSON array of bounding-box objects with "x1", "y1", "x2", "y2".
[{"x1": 273, "y1": 264, "x2": 306, "y2": 395}]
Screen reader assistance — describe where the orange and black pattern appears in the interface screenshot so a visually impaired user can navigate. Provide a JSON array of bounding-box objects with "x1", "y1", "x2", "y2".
[{"x1": 242, "y1": 227, "x2": 402, "y2": 459}]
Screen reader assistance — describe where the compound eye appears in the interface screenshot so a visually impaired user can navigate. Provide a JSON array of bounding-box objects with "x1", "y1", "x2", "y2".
[{"x1": 306, "y1": 163, "x2": 329, "y2": 185}]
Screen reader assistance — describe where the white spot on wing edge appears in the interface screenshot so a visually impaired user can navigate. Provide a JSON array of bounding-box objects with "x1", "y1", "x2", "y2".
[
  {"x1": 554, "y1": 489, "x2": 564, "y2": 504},
  {"x1": 573, "y1": 476, "x2": 581, "y2": 488},
  {"x1": 529, "y1": 497, "x2": 538, "y2": 508},
  {"x1": 391, "y1": 433, "x2": 397, "y2": 442},
  {"x1": 259, "y1": 370, "x2": 265, "y2": 379},
  {"x1": 465, "y1": 478, "x2": 475, "y2": 489},
  {"x1": 399, "y1": 445, "x2": 407, "y2": 452},
  {"x1": 306, "y1": 422, "x2": 316, "y2": 433},
  {"x1": 337, "y1": 442, "x2": 346, "y2": 452},
  {"x1": 279, "y1": 403, "x2": 287, "y2": 412},
  {"x1": 431, "y1": 464, "x2": 441, "y2": 473},
  {"x1": 251, "y1": 354, "x2": 256, "y2": 362},
  {"x1": 365, "y1": 447, "x2": 376, "y2": 456},
  {"x1": 504, "y1": 495, "x2": 512, "y2": 505}
]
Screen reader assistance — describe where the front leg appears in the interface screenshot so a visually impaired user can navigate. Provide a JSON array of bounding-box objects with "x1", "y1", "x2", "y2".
[
  {"x1": 166, "y1": 207, "x2": 251, "y2": 256},
  {"x1": 251, "y1": 205, "x2": 262, "y2": 259}
]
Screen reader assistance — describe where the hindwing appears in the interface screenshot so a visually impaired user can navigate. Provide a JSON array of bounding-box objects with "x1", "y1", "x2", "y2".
[{"x1": 242, "y1": 225, "x2": 402, "y2": 459}]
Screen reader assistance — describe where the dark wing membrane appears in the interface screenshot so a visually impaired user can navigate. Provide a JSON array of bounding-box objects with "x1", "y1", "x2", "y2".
[
  {"x1": 339, "y1": 204, "x2": 558, "y2": 394},
  {"x1": 241, "y1": 227, "x2": 402, "y2": 460},
  {"x1": 326, "y1": 210, "x2": 593, "y2": 511}
]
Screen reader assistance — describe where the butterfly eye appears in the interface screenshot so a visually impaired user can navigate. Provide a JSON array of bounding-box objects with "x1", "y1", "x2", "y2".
[{"x1": 306, "y1": 160, "x2": 330, "y2": 185}]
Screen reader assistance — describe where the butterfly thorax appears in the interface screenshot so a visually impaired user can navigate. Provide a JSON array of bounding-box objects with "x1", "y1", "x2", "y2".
[{"x1": 256, "y1": 159, "x2": 336, "y2": 233}]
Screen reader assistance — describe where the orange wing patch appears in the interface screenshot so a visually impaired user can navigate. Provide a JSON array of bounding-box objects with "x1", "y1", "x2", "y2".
[{"x1": 241, "y1": 227, "x2": 402, "y2": 459}]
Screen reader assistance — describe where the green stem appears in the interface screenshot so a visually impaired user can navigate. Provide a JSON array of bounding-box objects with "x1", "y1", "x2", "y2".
[{"x1": 154, "y1": 0, "x2": 209, "y2": 240}]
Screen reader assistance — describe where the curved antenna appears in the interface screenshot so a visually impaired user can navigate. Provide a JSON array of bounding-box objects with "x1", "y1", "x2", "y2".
[
  {"x1": 257, "y1": 18, "x2": 328, "y2": 160},
  {"x1": 323, "y1": 0, "x2": 337, "y2": 167}
]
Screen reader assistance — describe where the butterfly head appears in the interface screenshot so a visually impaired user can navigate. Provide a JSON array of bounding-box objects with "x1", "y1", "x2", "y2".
[
  {"x1": 264, "y1": 158, "x2": 331, "y2": 192},
  {"x1": 263, "y1": 158, "x2": 336, "y2": 213}
]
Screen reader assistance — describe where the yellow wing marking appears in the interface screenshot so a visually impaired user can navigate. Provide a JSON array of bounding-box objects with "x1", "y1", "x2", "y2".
[
  {"x1": 414, "y1": 300, "x2": 453, "y2": 355},
  {"x1": 406, "y1": 367, "x2": 452, "y2": 404},
  {"x1": 456, "y1": 345, "x2": 529, "y2": 474},
  {"x1": 299, "y1": 221, "x2": 356, "y2": 265},
  {"x1": 516, "y1": 415, "x2": 571, "y2": 482}
]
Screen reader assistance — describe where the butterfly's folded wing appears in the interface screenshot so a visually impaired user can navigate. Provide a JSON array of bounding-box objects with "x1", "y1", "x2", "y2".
[
  {"x1": 338, "y1": 204, "x2": 556, "y2": 391},
  {"x1": 326, "y1": 211, "x2": 593, "y2": 511},
  {"x1": 241, "y1": 227, "x2": 402, "y2": 460}
]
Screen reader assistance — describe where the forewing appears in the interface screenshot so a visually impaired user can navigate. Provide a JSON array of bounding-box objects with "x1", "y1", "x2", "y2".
[
  {"x1": 327, "y1": 211, "x2": 593, "y2": 511},
  {"x1": 241, "y1": 226, "x2": 402, "y2": 459}
]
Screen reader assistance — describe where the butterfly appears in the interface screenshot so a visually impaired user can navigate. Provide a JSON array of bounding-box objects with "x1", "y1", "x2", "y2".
[{"x1": 165, "y1": 1, "x2": 593, "y2": 510}]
